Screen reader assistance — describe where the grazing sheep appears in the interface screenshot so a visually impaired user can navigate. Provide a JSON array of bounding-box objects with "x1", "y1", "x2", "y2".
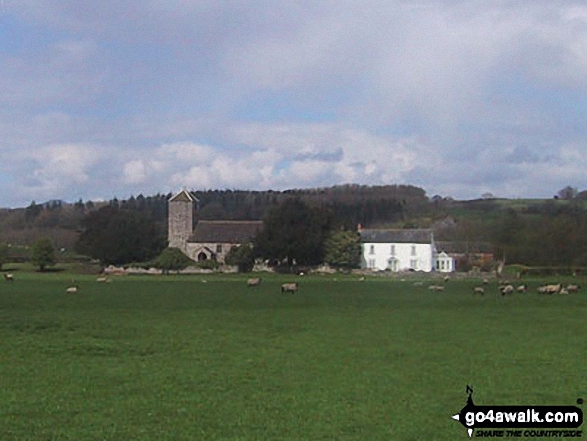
[
  {"x1": 4, "y1": 273, "x2": 14, "y2": 281},
  {"x1": 516, "y1": 284, "x2": 527, "y2": 293},
  {"x1": 501, "y1": 284, "x2": 515, "y2": 296},
  {"x1": 281, "y1": 282, "x2": 298, "y2": 294},
  {"x1": 359, "y1": 276, "x2": 365, "y2": 281},
  {"x1": 428, "y1": 284, "x2": 444, "y2": 292},
  {"x1": 444, "y1": 275, "x2": 450, "y2": 282},
  {"x1": 96, "y1": 277, "x2": 108, "y2": 283},
  {"x1": 559, "y1": 288, "x2": 569, "y2": 295},
  {"x1": 543, "y1": 283, "x2": 562, "y2": 295},
  {"x1": 65, "y1": 285, "x2": 79, "y2": 294},
  {"x1": 566, "y1": 284, "x2": 580, "y2": 293},
  {"x1": 482, "y1": 278, "x2": 489, "y2": 285},
  {"x1": 473, "y1": 286, "x2": 484, "y2": 295},
  {"x1": 247, "y1": 277, "x2": 262, "y2": 287}
]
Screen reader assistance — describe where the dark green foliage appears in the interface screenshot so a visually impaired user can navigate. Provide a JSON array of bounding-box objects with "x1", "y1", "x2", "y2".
[
  {"x1": 323, "y1": 229, "x2": 361, "y2": 269},
  {"x1": 225, "y1": 244, "x2": 255, "y2": 272},
  {"x1": 254, "y1": 198, "x2": 332, "y2": 266},
  {"x1": 151, "y1": 248, "x2": 195, "y2": 274},
  {"x1": 75, "y1": 207, "x2": 166, "y2": 265},
  {"x1": 30, "y1": 238, "x2": 56, "y2": 271},
  {"x1": 196, "y1": 259, "x2": 220, "y2": 270}
]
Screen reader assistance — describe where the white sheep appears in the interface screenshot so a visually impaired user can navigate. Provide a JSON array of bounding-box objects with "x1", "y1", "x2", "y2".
[
  {"x1": 516, "y1": 284, "x2": 527, "y2": 293},
  {"x1": 4, "y1": 273, "x2": 14, "y2": 281},
  {"x1": 501, "y1": 284, "x2": 515, "y2": 295},
  {"x1": 65, "y1": 285, "x2": 79, "y2": 294},
  {"x1": 247, "y1": 277, "x2": 262, "y2": 287},
  {"x1": 281, "y1": 282, "x2": 298, "y2": 294}
]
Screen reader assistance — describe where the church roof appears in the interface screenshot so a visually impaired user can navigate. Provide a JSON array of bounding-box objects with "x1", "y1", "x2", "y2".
[
  {"x1": 169, "y1": 189, "x2": 198, "y2": 203},
  {"x1": 188, "y1": 220, "x2": 263, "y2": 244},
  {"x1": 359, "y1": 228, "x2": 433, "y2": 244}
]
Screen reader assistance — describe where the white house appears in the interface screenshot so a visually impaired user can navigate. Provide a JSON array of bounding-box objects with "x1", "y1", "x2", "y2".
[{"x1": 359, "y1": 228, "x2": 453, "y2": 273}]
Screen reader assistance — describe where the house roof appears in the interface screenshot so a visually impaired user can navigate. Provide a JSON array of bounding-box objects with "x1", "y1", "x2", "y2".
[
  {"x1": 359, "y1": 228, "x2": 433, "y2": 244},
  {"x1": 169, "y1": 189, "x2": 198, "y2": 203},
  {"x1": 188, "y1": 220, "x2": 263, "y2": 244},
  {"x1": 435, "y1": 241, "x2": 493, "y2": 254}
]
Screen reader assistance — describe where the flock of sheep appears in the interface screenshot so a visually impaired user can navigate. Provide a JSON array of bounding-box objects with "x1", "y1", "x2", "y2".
[
  {"x1": 2, "y1": 272, "x2": 581, "y2": 297},
  {"x1": 419, "y1": 276, "x2": 580, "y2": 297},
  {"x1": 470, "y1": 280, "x2": 580, "y2": 296}
]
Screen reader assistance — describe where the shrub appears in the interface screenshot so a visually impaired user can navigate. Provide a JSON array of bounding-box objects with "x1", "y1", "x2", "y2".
[
  {"x1": 225, "y1": 244, "x2": 255, "y2": 273},
  {"x1": 151, "y1": 248, "x2": 195, "y2": 274}
]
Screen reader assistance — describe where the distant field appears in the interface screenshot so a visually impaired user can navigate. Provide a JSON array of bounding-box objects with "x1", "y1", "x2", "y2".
[{"x1": 0, "y1": 273, "x2": 585, "y2": 440}]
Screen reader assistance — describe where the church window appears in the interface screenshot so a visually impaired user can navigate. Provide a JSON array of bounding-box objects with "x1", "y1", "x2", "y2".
[{"x1": 216, "y1": 244, "x2": 222, "y2": 254}]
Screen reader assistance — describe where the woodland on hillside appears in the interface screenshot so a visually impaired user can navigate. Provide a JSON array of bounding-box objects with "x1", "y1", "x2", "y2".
[{"x1": 1, "y1": 184, "x2": 587, "y2": 268}]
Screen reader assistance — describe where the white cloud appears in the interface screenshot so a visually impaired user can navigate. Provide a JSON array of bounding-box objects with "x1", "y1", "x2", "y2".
[
  {"x1": 19, "y1": 143, "x2": 100, "y2": 201},
  {"x1": 122, "y1": 160, "x2": 147, "y2": 184},
  {"x1": 2, "y1": 1, "x2": 587, "y2": 206}
]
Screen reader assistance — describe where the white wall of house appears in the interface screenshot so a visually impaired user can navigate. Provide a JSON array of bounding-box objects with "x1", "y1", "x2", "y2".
[{"x1": 361, "y1": 243, "x2": 434, "y2": 272}]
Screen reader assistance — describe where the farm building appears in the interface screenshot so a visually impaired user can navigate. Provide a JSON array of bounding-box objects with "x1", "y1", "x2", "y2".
[
  {"x1": 168, "y1": 189, "x2": 262, "y2": 263},
  {"x1": 359, "y1": 227, "x2": 454, "y2": 273}
]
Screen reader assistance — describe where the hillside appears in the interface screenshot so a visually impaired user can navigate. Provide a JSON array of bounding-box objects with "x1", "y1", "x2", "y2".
[{"x1": 2, "y1": 186, "x2": 587, "y2": 267}]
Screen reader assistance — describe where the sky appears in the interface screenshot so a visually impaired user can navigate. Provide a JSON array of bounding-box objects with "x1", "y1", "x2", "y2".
[{"x1": 1, "y1": 1, "x2": 587, "y2": 207}]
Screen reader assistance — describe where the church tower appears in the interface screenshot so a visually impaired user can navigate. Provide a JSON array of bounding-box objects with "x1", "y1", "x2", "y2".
[{"x1": 168, "y1": 189, "x2": 197, "y2": 251}]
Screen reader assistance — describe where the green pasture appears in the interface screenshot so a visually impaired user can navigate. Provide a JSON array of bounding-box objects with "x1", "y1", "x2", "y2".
[{"x1": 0, "y1": 272, "x2": 585, "y2": 440}]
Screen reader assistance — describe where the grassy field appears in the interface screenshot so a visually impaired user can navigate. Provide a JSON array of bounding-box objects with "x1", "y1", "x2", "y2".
[{"x1": 0, "y1": 271, "x2": 585, "y2": 440}]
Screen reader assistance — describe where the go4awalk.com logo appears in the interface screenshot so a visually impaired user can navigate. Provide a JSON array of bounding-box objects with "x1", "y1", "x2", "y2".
[{"x1": 451, "y1": 386, "x2": 583, "y2": 438}]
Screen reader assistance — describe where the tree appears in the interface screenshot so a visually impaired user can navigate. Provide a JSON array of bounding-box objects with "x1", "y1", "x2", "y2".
[
  {"x1": 151, "y1": 248, "x2": 195, "y2": 274},
  {"x1": 254, "y1": 198, "x2": 331, "y2": 266},
  {"x1": 75, "y1": 207, "x2": 166, "y2": 265},
  {"x1": 0, "y1": 243, "x2": 8, "y2": 270},
  {"x1": 31, "y1": 238, "x2": 56, "y2": 271},
  {"x1": 557, "y1": 186, "x2": 578, "y2": 200},
  {"x1": 225, "y1": 244, "x2": 255, "y2": 272},
  {"x1": 323, "y1": 229, "x2": 361, "y2": 269}
]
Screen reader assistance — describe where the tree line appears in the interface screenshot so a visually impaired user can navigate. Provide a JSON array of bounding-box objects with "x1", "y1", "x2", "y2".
[{"x1": 3, "y1": 185, "x2": 587, "y2": 270}]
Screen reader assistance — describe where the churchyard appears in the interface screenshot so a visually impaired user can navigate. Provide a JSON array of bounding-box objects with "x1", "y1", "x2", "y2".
[{"x1": 0, "y1": 270, "x2": 585, "y2": 440}]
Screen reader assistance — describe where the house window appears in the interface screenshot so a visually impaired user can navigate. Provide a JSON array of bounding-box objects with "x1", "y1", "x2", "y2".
[
  {"x1": 216, "y1": 244, "x2": 222, "y2": 254},
  {"x1": 390, "y1": 245, "x2": 396, "y2": 256},
  {"x1": 369, "y1": 245, "x2": 375, "y2": 255},
  {"x1": 410, "y1": 259, "x2": 418, "y2": 270},
  {"x1": 411, "y1": 245, "x2": 416, "y2": 256},
  {"x1": 368, "y1": 259, "x2": 376, "y2": 269}
]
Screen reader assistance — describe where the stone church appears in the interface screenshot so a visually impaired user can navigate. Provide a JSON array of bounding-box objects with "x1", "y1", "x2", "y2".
[{"x1": 168, "y1": 189, "x2": 263, "y2": 263}]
